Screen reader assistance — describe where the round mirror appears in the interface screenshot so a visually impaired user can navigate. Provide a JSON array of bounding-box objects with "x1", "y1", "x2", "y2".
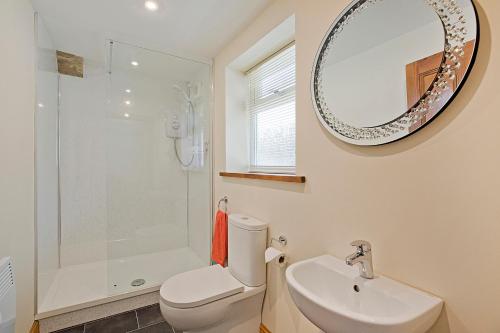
[{"x1": 312, "y1": 0, "x2": 479, "y2": 145}]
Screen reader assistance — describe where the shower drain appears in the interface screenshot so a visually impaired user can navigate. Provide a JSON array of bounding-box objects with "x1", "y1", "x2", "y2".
[{"x1": 131, "y1": 279, "x2": 146, "y2": 287}]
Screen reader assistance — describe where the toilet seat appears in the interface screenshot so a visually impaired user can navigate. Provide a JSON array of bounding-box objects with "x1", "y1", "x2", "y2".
[{"x1": 160, "y1": 265, "x2": 244, "y2": 309}]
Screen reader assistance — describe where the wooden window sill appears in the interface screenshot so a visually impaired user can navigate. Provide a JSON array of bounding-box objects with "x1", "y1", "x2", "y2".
[{"x1": 219, "y1": 171, "x2": 306, "y2": 183}]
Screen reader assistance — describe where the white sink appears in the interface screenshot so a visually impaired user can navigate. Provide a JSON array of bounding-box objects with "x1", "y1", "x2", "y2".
[{"x1": 286, "y1": 255, "x2": 443, "y2": 333}]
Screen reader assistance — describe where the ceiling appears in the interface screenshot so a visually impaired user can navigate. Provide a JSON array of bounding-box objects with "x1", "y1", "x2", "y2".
[
  {"x1": 327, "y1": 0, "x2": 443, "y2": 65},
  {"x1": 325, "y1": 0, "x2": 474, "y2": 65},
  {"x1": 31, "y1": 0, "x2": 272, "y2": 63}
]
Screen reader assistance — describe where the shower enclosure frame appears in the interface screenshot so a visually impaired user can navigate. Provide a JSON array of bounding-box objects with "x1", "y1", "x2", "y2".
[{"x1": 34, "y1": 23, "x2": 215, "y2": 317}]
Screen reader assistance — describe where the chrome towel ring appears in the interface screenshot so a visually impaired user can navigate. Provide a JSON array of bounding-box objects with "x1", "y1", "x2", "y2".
[{"x1": 217, "y1": 196, "x2": 228, "y2": 213}]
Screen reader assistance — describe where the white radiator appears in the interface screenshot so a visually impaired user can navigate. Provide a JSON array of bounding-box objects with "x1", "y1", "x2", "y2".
[{"x1": 0, "y1": 257, "x2": 15, "y2": 333}]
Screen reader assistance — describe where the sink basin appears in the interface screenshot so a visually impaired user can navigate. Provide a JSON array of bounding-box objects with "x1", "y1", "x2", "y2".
[{"x1": 286, "y1": 255, "x2": 442, "y2": 333}]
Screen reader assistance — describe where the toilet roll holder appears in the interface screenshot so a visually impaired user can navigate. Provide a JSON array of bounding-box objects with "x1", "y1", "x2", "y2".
[
  {"x1": 271, "y1": 235, "x2": 287, "y2": 246},
  {"x1": 267, "y1": 236, "x2": 288, "y2": 266}
]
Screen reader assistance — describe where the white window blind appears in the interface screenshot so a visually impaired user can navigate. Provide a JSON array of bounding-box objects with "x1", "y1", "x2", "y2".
[{"x1": 247, "y1": 43, "x2": 296, "y2": 173}]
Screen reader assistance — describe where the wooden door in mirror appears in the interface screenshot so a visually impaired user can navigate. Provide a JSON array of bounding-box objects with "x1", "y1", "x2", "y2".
[{"x1": 406, "y1": 40, "x2": 475, "y2": 132}]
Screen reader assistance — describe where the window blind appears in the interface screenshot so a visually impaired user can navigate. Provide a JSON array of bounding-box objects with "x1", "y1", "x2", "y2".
[{"x1": 247, "y1": 43, "x2": 296, "y2": 173}]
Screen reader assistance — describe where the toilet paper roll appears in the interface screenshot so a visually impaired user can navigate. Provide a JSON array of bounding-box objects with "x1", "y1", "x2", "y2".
[{"x1": 265, "y1": 247, "x2": 287, "y2": 267}]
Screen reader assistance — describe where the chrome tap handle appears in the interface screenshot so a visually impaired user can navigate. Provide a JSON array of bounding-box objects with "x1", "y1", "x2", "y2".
[{"x1": 350, "y1": 240, "x2": 371, "y2": 253}]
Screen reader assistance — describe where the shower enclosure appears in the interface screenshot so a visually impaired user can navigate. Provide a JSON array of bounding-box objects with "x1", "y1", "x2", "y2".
[{"x1": 35, "y1": 16, "x2": 212, "y2": 316}]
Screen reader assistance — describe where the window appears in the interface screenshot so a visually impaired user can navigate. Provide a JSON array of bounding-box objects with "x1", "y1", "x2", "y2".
[{"x1": 247, "y1": 43, "x2": 296, "y2": 173}]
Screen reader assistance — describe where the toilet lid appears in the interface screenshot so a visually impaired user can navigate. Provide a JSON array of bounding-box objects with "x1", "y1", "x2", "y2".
[{"x1": 160, "y1": 265, "x2": 244, "y2": 309}]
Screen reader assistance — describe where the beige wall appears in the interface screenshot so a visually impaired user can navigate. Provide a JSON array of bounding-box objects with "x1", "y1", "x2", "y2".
[
  {"x1": 0, "y1": 0, "x2": 36, "y2": 332},
  {"x1": 213, "y1": 0, "x2": 500, "y2": 332}
]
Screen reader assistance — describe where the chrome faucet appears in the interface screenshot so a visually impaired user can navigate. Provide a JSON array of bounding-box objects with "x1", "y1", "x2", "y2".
[{"x1": 345, "y1": 240, "x2": 374, "y2": 279}]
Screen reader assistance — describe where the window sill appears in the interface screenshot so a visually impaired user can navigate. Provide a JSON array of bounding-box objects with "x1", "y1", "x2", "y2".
[{"x1": 219, "y1": 171, "x2": 306, "y2": 183}]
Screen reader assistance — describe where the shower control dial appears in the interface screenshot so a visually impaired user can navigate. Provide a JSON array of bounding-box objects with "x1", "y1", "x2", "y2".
[
  {"x1": 165, "y1": 114, "x2": 186, "y2": 139},
  {"x1": 171, "y1": 116, "x2": 181, "y2": 130}
]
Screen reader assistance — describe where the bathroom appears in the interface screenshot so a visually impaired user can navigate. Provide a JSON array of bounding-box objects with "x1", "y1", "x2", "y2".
[{"x1": 0, "y1": 0, "x2": 499, "y2": 332}]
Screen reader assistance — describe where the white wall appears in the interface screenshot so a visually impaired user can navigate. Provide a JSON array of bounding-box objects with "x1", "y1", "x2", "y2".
[
  {"x1": 0, "y1": 1, "x2": 36, "y2": 332},
  {"x1": 224, "y1": 68, "x2": 248, "y2": 172},
  {"x1": 214, "y1": 0, "x2": 500, "y2": 332}
]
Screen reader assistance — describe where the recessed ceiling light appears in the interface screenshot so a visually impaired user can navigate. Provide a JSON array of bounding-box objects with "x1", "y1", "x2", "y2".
[
  {"x1": 37, "y1": 103, "x2": 44, "y2": 108},
  {"x1": 125, "y1": 100, "x2": 131, "y2": 105},
  {"x1": 125, "y1": 89, "x2": 131, "y2": 93},
  {"x1": 124, "y1": 113, "x2": 130, "y2": 118},
  {"x1": 144, "y1": 0, "x2": 159, "y2": 11},
  {"x1": 131, "y1": 61, "x2": 139, "y2": 67}
]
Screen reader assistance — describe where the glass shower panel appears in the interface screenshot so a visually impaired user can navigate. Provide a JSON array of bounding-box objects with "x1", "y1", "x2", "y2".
[
  {"x1": 59, "y1": 64, "x2": 108, "y2": 267},
  {"x1": 35, "y1": 14, "x2": 60, "y2": 313},
  {"x1": 36, "y1": 31, "x2": 211, "y2": 314},
  {"x1": 106, "y1": 41, "x2": 211, "y2": 295}
]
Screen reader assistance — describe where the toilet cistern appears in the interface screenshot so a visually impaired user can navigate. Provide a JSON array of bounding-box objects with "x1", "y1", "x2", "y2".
[{"x1": 345, "y1": 240, "x2": 374, "y2": 279}]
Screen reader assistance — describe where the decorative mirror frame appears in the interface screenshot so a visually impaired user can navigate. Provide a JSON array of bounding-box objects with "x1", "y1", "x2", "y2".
[{"x1": 311, "y1": 0, "x2": 480, "y2": 145}]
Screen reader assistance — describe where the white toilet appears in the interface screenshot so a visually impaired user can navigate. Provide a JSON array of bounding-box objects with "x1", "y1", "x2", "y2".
[{"x1": 160, "y1": 214, "x2": 268, "y2": 333}]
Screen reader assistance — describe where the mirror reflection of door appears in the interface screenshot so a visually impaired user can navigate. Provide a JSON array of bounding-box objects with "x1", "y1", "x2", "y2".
[{"x1": 406, "y1": 40, "x2": 475, "y2": 132}]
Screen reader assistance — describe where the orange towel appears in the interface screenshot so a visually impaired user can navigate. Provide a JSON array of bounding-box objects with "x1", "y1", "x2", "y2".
[{"x1": 211, "y1": 210, "x2": 228, "y2": 266}]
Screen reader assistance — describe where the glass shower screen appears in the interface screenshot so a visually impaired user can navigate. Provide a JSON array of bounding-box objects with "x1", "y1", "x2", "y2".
[
  {"x1": 105, "y1": 41, "x2": 211, "y2": 296},
  {"x1": 36, "y1": 18, "x2": 212, "y2": 314}
]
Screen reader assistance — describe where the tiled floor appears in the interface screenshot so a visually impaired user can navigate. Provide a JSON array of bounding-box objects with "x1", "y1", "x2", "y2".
[{"x1": 51, "y1": 304, "x2": 175, "y2": 333}]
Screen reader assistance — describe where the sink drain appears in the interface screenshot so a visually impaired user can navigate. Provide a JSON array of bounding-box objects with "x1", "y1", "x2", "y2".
[{"x1": 131, "y1": 279, "x2": 146, "y2": 287}]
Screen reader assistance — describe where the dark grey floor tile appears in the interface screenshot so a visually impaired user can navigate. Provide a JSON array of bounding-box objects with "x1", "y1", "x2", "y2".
[
  {"x1": 132, "y1": 322, "x2": 174, "y2": 333},
  {"x1": 51, "y1": 325, "x2": 84, "y2": 333},
  {"x1": 136, "y1": 304, "x2": 164, "y2": 328},
  {"x1": 85, "y1": 311, "x2": 138, "y2": 333}
]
